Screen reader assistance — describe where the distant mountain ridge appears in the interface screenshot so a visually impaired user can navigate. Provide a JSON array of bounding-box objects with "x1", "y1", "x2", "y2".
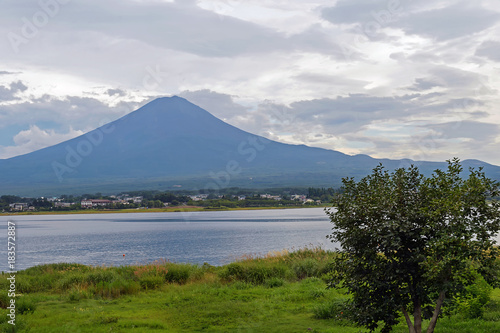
[{"x1": 1, "y1": 96, "x2": 499, "y2": 196}]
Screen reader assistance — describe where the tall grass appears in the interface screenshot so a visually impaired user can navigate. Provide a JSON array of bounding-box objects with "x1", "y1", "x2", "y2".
[
  {"x1": 1, "y1": 247, "x2": 500, "y2": 332},
  {"x1": 1, "y1": 246, "x2": 333, "y2": 301}
]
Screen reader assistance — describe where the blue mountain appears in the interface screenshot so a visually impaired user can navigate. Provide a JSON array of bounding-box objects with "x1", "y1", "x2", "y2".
[{"x1": 1, "y1": 96, "x2": 499, "y2": 196}]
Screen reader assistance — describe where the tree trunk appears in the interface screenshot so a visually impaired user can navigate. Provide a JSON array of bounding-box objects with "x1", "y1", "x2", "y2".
[
  {"x1": 413, "y1": 298, "x2": 422, "y2": 333},
  {"x1": 426, "y1": 291, "x2": 446, "y2": 333},
  {"x1": 402, "y1": 307, "x2": 417, "y2": 333}
]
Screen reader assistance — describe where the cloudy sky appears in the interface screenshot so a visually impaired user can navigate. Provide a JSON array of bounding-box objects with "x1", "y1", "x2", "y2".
[{"x1": 1, "y1": 0, "x2": 500, "y2": 165}]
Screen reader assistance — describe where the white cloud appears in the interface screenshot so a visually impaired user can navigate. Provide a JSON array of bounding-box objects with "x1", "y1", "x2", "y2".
[{"x1": 0, "y1": 125, "x2": 84, "y2": 159}]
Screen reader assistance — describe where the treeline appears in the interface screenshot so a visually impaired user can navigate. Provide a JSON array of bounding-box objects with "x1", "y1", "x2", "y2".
[
  {"x1": 190, "y1": 196, "x2": 301, "y2": 209},
  {"x1": 0, "y1": 196, "x2": 54, "y2": 209},
  {"x1": 0, "y1": 187, "x2": 341, "y2": 212},
  {"x1": 0, "y1": 195, "x2": 25, "y2": 211},
  {"x1": 306, "y1": 187, "x2": 340, "y2": 202}
]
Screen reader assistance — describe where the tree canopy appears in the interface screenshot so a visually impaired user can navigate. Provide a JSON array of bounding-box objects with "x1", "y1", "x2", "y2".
[{"x1": 326, "y1": 158, "x2": 500, "y2": 333}]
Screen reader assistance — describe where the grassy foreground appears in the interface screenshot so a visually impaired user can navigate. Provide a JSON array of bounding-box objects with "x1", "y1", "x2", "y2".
[{"x1": 1, "y1": 248, "x2": 500, "y2": 332}]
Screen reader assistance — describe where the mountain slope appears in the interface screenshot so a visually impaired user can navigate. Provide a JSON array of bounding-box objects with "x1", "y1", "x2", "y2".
[{"x1": 1, "y1": 96, "x2": 499, "y2": 196}]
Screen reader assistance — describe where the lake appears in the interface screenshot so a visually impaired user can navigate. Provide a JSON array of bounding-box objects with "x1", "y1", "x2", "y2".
[{"x1": 0, "y1": 208, "x2": 337, "y2": 271}]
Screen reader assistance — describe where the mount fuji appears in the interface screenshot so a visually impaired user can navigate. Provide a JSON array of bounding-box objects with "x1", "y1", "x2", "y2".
[{"x1": 1, "y1": 96, "x2": 499, "y2": 196}]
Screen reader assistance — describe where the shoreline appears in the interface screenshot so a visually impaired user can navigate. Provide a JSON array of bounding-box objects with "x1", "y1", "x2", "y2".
[{"x1": 0, "y1": 204, "x2": 330, "y2": 216}]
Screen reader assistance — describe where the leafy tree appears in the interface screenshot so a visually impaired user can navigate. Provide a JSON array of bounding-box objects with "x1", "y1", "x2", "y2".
[
  {"x1": 145, "y1": 200, "x2": 164, "y2": 208},
  {"x1": 326, "y1": 159, "x2": 500, "y2": 333},
  {"x1": 1, "y1": 195, "x2": 22, "y2": 204},
  {"x1": 155, "y1": 192, "x2": 187, "y2": 203},
  {"x1": 32, "y1": 198, "x2": 53, "y2": 208},
  {"x1": 308, "y1": 187, "x2": 337, "y2": 202}
]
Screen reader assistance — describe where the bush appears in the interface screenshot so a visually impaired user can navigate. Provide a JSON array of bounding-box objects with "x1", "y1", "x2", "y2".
[
  {"x1": 220, "y1": 263, "x2": 244, "y2": 282},
  {"x1": 244, "y1": 265, "x2": 271, "y2": 284},
  {"x1": 89, "y1": 278, "x2": 140, "y2": 299},
  {"x1": 0, "y1": 294, "x2": 9, "y2": 309},
  {"x1": 0, "y1": 313, "x2": 26, "y2": 332},
  {"x1": 57, "y1": 273, "x2": 86, "y2": 291},
  {"x1": 220, "y1": 261, "x2": 292, "y2": 285},
  {"x1": 114, "y1": 266, "x2": 136, "y2": 280},
  {"x1": 23, "y1": 263, "x2": 88, "y2": 275},
  {"x1": 292, "y1": 258, "x2": 319, "y2": 280},
  {"x1": 0, "y1": 309, "x2": 8, "y2": 325},
  {"x1": 133, "y1": 262, "x2": 168, "y2": 279},
  {"x1": 139, "y1": 275, "x2": 164, "y2": 290},
  {"x1": 454, "y1": 273, "x2": 493, "y2": 319},
  {"x1": 265, "y1": 277, "x2": 285, "y2": 288},
  {"x1": 85, "y1": 270, "x2": 117, "y2": 285},
  {"x1": 14, "y1": 276, "x2": 33, "y2": 293},
  {"x1": 27, "y1": 274, "x2": 58, "y2": 291},
  {"x1": 165, "y1": 264, "x2": 192, "y2": 284},
  {"x1": 308, "y1": 288, "x2": 326, "y2": 299},
  {"x1": 17, "y1": 297, "x2": 37, "y2": 315},
  {"x1": 68, "y1": 289, "x2": 86, "y2": 302}
]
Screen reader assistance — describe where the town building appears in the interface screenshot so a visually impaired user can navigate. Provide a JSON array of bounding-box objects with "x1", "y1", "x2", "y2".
[{"x1": 81, "y1": 199, "x2": 113, "y2": 208}]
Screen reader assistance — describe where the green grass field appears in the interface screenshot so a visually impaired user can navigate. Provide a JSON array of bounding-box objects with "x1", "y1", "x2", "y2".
[{"x1": 2, "y1": 248, "x2": 500, "y2": 332}]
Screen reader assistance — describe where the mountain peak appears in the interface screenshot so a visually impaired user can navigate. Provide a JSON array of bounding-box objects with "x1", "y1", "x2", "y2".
[
  {"x1": 1, "y1": 97, "x2": 499, "y2": 196},
  {"x1": 133, "y1": 95, "x2": 210, "y2": 118},
  {"x1": 147, "y1": 95, "x2": 189, "y2": 106}
]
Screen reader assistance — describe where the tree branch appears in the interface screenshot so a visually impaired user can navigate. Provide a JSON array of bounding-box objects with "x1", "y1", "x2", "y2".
[
  {"x1": 402, "y1": 306, "x2": 416, "y2": 333},
  {"x1": 426, "y1": 291, "x2": 446, "y2": 333}
]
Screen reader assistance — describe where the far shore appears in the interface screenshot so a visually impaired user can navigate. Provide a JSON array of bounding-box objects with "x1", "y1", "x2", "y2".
[{"x1": 0, "y1": 204, "x2": 331, "y2": 216}]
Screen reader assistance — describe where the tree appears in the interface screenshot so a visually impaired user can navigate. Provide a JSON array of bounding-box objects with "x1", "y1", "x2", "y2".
[{"x1": 326, "y1": 159, "x2": 500, "y2": 333}]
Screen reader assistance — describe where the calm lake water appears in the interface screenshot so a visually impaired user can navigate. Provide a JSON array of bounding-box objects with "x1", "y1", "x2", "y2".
[{"x1": 0, "y1": 208, "x2": 337, "y2": 271}]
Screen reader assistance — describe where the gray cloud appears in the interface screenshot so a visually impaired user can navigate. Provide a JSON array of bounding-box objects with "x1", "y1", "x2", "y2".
[
  {"x1": 321, "y1": 0, "x2": 398, "y2": 25},
  {"x1": 475, "y1": 41, "x2": 500, "y2": 62},
  {"x1": 407, "y1": 78, "x2": 444, "y2": 91},
  {"x1": 288, "y1": 24, "x2": 344, "y2": 56},
  {"x1": 397, "y1": 4, "x2": 499, "y2": 41},
  {"x1": 322, "y1": 1, "x2": 499, "y2": 42},
  {"x1": 178, "y1": 89, "x2": 250, "y2": 120},
  {"x1": 289, "y1": 94, "x2": 410, "y2": 133},
  {"x1": 1, "y1": 0, "x2": 300, "y2": 58},
  {"x1": 0, "y1": 94, "x2": 139, "y2": 131},
  {"x1": 0, "y1": 81, "x2": 27, "y2": 101},
  {"x1": 425, "y1": 121, "x2": 500, "y2": 141},
  {"x1": 428, "y1": 66, "x2": 489, "y2": 91},
  {"x1": 293, "y1": 73, "x2": 369, "y2": 87},
  {"x1": 2, "y1": 0, "x2": 347, "y2": 61},
  {"x1": 106, "y1": 88, "x2": 127, "y2": 97}
]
